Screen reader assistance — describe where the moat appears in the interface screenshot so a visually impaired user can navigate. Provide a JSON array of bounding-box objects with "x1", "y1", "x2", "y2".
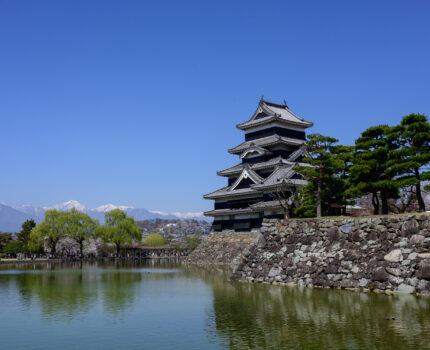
[{"x1": 1, "y1": 260, "x2": 430, "y2": 349}]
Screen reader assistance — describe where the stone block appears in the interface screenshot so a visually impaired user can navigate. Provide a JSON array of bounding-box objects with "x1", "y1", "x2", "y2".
[
  {"x1": 410, "y1": 234, "x2": 425, "y2": 245},
  {"x1": 327, "y1": 226, "x2": 340, "y2": 242},
  {"x1": 373, "y1": 268, "x2": 389, "y2": 282},
  {"x1": 401, "y1": 219, "x2": 419, "y2": 236},
  {"x1": 340, "y1": 222, "x2": 354, "y2": 234},
  {"x1": 416, "y1": 263, "x2": 430, "y2": 280},
  {"x1": 384, "y1": 249, "x2": 403, "y2": 263},
  {"x1": 395, "y1": 283, "x2": 415, "y2": 294}
]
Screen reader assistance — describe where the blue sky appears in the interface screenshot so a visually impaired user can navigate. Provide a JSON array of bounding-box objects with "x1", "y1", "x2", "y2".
[{"x1": 0, "y1": 0, "x2": 429, "y2": 213}]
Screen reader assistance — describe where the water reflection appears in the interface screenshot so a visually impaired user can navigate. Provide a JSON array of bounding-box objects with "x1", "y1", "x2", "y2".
[
  {"x1": 0, "y1": 260, "x2": 180, "y2": 320},
  {"x1": 1, "y1": 261, "x2": 429, "y2": 349},
  {"x1": 185, "y1": 265, "x2": 430, "y2": 349}
]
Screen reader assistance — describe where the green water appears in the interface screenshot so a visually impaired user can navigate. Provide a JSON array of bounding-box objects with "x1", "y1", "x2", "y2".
[{"x1": 0, "y1": 261, "x2": 429, "y2": 350}]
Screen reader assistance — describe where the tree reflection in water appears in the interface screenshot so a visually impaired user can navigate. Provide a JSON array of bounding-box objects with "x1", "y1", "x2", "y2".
[
  {"x1": 1, "y1": 261, "x2": 430, "y2": 349},
  {"x1": 185, "y1": 265, "x2": 430, "y2": 350},
  {"x1": 1, "y1": 260, "x2": 179, "y2": 320}
]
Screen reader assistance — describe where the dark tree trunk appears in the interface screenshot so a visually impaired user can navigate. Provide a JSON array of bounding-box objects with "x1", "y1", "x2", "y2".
[
  {"x1": 316, "y1": 179, "x2": 322, "y2": 217},
  {"x1": 116, "y1": 244, "x2": 120, "y2": 257},
  {"x1": 381, "y1": 191, "x2": 389, "y2": 215},
  {"x1": 50, "y1": 240, "x2": 57, "y2": 257},
  {"x1": 372, "y1": 192, "x2": 380, "y2": 215},
  {"x1": 79, "y1": 240, "x2": 84, "y2": 259},
  {"x1": 415, "y1": 170, "x2": 425, "y2": 212}
]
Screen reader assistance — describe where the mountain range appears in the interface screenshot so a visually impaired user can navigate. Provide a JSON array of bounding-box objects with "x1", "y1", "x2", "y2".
[{"x1": 0, "y1": 200, "x2": 207, "y2": 233}]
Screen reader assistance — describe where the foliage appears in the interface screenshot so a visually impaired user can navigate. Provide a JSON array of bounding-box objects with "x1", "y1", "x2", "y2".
[
  {"x1": 27, "y1": 239, "x2": 44, "y2": 254},
  {"x1": 182, "y1": 234, "x2": 201, "y2": 251},
  {"x1": 331, "y1": 145, "x2": 355, "y2": 214},
  {"x1": 31, "y1": 210, "x2": 67, "y2": 254},
  {"x1": 144, "y1": 234, "x2": 166, "y2": 247},
  {"x1": 98, "y1": 209, "x2": 142, "y2": 254},
  {"x1": 348, "y1": 125, "x2": 399, "y2": 214},
  {"x1": 0, "y1": 233, "x2": 12, "y2": 252},
  {"x1": 3, "y1": 240, "x2": 23, "y2": 256},
  {"x1": 17, "y1": 219, "x2": 36, "y2": 254},
  {"x1": 31, "y1": 209, "x2": 98, "y2": 256},
  {"x1": 294, "y1": 134, "x2": 344, "y2": 217},
  {"x1": 62, "y1": 209, "x2": 98, "y2": 256},
  {"x1": 294, "y1": 186, "x2": 317, "y2": 218},
  {"x1": 387, "y1": 113, "x2": 430, "y2": 212}
]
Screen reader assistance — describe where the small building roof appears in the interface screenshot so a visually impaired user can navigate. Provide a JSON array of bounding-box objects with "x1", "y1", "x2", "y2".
[{"x1": 237, "y1": 98, "x2": 313, "y2": 131}]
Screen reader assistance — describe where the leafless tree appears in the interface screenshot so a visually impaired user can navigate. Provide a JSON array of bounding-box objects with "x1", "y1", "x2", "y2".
[
  {"x1": 269, "y1": 182, "x2": 302, "y2": 219},
  {"x1": 389, "y1": 184, "x2": 430, "y2": 214}
]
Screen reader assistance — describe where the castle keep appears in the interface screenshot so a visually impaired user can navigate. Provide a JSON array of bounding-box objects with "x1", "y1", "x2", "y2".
[{"x1": 204, "y1": 98, "x2": 313, "y2": 231}]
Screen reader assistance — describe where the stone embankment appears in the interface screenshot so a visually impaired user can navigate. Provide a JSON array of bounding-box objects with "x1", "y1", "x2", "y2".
[
  {"x1": 231, "y1": 215, "x2": 430, "y2": 295},
  {"x1": 185, "y1": 230, "x2": 259, "y2": 266}
]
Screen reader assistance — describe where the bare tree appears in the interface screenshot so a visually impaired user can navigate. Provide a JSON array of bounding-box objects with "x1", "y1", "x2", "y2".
[
  {"x1": 389, "y1": 184, "x2": 430, "y2": 214},
  {"x1": 269, "y1": 182, "x2": 302, "y2": 219}
]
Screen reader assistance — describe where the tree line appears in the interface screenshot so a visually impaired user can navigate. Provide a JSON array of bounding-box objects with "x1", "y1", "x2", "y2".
[
  {"x1": 286, "y1": 113, "x2": 430, "y2": 218},
  {"x1": 0, "y1": 208, "x2": 142, "y2": 258}
]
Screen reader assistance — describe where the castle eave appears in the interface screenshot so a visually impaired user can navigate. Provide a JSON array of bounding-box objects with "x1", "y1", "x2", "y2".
[{"x1": 228, "y1": 135, "x2": 305, "y2": 155}]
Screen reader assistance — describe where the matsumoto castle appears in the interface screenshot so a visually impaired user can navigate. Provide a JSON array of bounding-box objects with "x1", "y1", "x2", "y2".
[{"x1": 204, "y1": 97, "x2": 313, "y2": 231}]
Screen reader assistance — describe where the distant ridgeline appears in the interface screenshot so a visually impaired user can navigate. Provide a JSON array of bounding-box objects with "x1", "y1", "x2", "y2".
[{"x1": 204, "y1": 97, "x2": 313, "y2": 232}]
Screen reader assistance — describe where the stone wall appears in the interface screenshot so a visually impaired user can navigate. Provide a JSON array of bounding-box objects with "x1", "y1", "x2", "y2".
[
  {"x1": 185, "y1": 230, "x2": 259, "y2": 266},
  {"x1": 231, "y1": 215, "x2": 430, "y2": 295}
]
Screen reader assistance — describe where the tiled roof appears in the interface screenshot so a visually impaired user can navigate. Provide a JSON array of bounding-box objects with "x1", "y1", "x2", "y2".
[
  {"x1": 237, "y1": 99, "x2": 313, "y2": 130},
  {"x1": 204, "y1": 164, "x2": 307, "y2": 199},
  {"x1": 287, "y1": 146, "x2": 310, "y2": 162},
  {"x1": 228, "y1": 134, "x2": 305, "y2": 154},
  {"x1": 229, "y1": 166, "x2": 263, "y2": 190},
  {"x1": 203, "y1": 207, "x2": 255, "y2": 217},
  {"x1": 217, "y1": 154, "x2": 311, "y2": 177},
  {"x1": 203, "y1": 186, "x2": 259, "y2": 199},
  {"x1": 204, "y1": 200, "x2": 285, "y2": 217},
  {"x1": 251, "y1": 165, "x2": 307, "y2": 189},
  {"x1": 239, "y1": 144, "x2": 272, "y2": 159},
  {"x1": 250, "y1": 200, "x2": 284, "y2": 210}
]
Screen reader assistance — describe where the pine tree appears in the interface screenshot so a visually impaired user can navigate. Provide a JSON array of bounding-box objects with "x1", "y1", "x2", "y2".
[
  {"x1": 348, "y1": 125, "x2": 399, "y2": 214},
  {"x1": 387, "y1": 113, "x2": 430, "y2": 212},
  {"x1": 331, "y1": 145, "x2": 355, "y2": 215},
  {"x1": 295, "y1": 134, "x2": 342, "y2": 217}
]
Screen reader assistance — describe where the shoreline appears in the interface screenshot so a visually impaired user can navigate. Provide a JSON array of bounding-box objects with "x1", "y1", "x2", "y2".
[{"x1": 0, "y1": 257, "x2": 182, "y2": 264}]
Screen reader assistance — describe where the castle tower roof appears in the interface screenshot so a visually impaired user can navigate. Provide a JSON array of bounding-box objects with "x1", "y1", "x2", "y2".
[{"x1": 236, "y1": 98, "x2": 313, "y2": 131}]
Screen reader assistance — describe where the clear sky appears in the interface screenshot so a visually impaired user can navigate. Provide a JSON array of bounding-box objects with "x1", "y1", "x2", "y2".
[{"x1": 0, "y1": 0, "x2": 429, "y2": 213}]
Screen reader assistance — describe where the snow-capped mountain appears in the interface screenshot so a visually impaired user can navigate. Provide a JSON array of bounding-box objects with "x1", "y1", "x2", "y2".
[
  {"x1": 43, "y1": 200, "x2": 87, "y2": 212},
  {"x1": 0, "y1": 200, "x2": 207, "y2": 232},
  {"x1": 94, "y1": 204, "x2": 132, "y2": 212}
]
